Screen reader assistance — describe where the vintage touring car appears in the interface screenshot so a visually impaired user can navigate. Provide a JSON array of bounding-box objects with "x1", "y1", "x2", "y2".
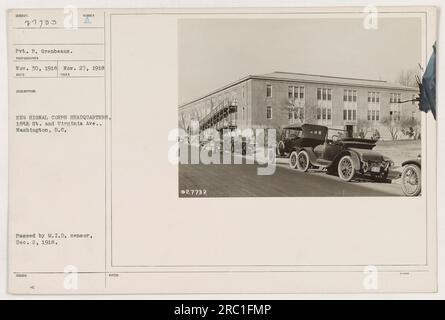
[
  {"x1": 285, "y1": 124, "x2": 395, "y2": 182},
  {"x1": 276, "y1": 124, "x2": 303, "y2": 156}
]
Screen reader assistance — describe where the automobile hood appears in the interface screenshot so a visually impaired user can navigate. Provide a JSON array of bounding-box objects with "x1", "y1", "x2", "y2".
[
  {"x1": 349, "y1": 148, "x2": 386, "y2": 162},
  {"x1": 340, "y1": 138, "x2": 376, "y2": 149}
]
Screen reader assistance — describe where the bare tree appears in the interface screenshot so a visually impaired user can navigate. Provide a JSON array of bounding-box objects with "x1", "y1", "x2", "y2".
[
  {"x1": 179, "y1": 112, "x2": 188, "y2": 130},
  {"x1": 381, "y1": 116, "x2": 401, "y2": 140},
  {"x1": 356, "y1": 119, "x2": 373, "y2": 138},
  {"x1": 395, "y1": 69, "x2": 420, "y2": 88},
  {"x1": 303, "y1": 104, "x2": 317, "y2": 125}
]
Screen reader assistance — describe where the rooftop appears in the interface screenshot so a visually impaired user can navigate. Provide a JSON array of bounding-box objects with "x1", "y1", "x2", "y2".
[{"x1": 180, "y1": 71, "x2": 418, "y2": 108}]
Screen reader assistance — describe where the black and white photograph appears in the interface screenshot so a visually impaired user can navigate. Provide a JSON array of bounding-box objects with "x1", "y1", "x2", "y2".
[{"x1": 178, "y1": 16, "x2": 424, "y2": 197}]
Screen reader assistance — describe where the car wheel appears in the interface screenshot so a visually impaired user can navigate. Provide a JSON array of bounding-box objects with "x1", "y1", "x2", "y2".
[
  {"x1": 277, "y1": 141, "x2": 285, "y2": 157},
  {"x1": 296, "y1": 150, "x2": 310, "y2": 172},
  {"x1": 401, "y1": 164, "x2": 421, "y2": 196},
  {"x1": 289, "y1": 151, "x2": 298, "y2": 169},
  {"x1": 337, "y1": 155, "x2": 355, "y2": 182}
]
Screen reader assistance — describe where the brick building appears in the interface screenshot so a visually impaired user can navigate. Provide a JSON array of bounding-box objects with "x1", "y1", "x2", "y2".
[{"x1": 178, "y1": 71, "x2": 420, "y2": 140}]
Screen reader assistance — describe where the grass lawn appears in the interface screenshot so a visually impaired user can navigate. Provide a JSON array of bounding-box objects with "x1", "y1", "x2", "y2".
[{"x1": 374, "y1": 139, "x2": 421, "y2": 167}]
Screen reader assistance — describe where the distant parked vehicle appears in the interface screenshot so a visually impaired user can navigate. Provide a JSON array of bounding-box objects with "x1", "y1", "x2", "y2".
[
  {"x1": 276, "y1": 125, "x2": 303, "y2": 157},
  {"x1": 288, "y1": 124, "x2": 395, "y2": 182},
  {"x1": 401, "y1": 156, "x2": 421, "y2": 196}
]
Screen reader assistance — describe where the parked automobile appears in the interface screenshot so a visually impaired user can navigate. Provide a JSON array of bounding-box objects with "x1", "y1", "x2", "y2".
[
  {"x1": 276, "y1": 125, "x2": 303, "y2": 156},
  {"x1": 401, "y1": 156, "x2": 421, "y2": 196},
  {"x1": 288, "y1": 124, "x2": 395, "y2": 182}
]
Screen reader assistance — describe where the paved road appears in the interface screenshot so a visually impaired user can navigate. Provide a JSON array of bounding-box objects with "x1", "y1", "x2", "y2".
[{"x1": 178, "y1": 156, "x2": 404, "y2": 197}]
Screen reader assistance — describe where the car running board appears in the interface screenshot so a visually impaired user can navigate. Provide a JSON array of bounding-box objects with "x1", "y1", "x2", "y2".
[{"x1": 311, "y1": 158, "x2": 332, "y2": 167}]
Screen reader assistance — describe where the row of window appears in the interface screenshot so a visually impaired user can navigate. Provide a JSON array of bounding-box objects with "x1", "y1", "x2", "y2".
[
  {"x1": 288, "y1": 86, "x2": 305, "y2": 100},
  {"x1": 390, "y1": 110, "x2": 401, "y2": 122},
  {"x1": 368, "y1": 91, "x2": 381, "y2": 103},
  {"x1": 344, "y1": 109, "x2": 357, "y2": 121},
  {"x1": 265, "y1": 108, "x2": 404, "y2": 122},
  {"x1": 288, "y1": 108, "x2": 304, "y2": 121},
  {"x1": 317, "y1": 88, "x2": 332, "y2": 101},
  {"x1": 344, "y1": 90, "x2": 357, "y2": 102},
  {"x1": 316, "y1": 107, "x2": 332, "y2": 120},
  {"x1": 265, "y1": 84, "x2": 404, "y2": 105},
  {"x1": 368, "y1": 110, "x2": 380, "y2": 121},
  {"x1": 390, "y1": 93, "x2": 402, "y2": 103}
]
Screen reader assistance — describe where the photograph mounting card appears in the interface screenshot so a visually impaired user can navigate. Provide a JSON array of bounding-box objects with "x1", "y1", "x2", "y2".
[{"x1": 7, "y1": 6, "x2": 437, "y2": 294}]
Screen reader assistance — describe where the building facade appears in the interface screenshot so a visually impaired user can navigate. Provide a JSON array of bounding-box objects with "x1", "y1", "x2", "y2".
[{"x1": 179, "y1": 72, "x2": 420, "y2": 140}]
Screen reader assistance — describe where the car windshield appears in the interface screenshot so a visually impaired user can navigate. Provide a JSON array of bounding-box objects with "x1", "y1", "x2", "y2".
[
  {"x1": 286, "y1": 128, "x2": 302, "y2": 139},
  {"x1": 327, "y1": 129, "x2": 348, "y2": 140}
]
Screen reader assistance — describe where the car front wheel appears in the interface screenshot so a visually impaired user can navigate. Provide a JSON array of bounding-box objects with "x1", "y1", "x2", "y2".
[
  {"x1": 296, "y1": 150, "x2": 310, "y2": 172},
  {"x1": 338, "y1": 155, "x2": 355, "y2": 182},
  {"x1": 289, "y1": 151, "x2": 298, "y2": 169},
  {"x1": 401, "y1": 164, "x2": 421, "y2": 196}
]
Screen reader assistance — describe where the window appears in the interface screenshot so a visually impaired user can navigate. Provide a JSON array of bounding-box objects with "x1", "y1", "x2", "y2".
[
  {"x1": 390, "y1": 93, "x2": 401, "y2": 104},
  {"x1": 390, "y1": 111, "x2": 400, "y2": 122},
  {"x1": 266, "y1": 106, "x2": 272, "y2": 119},
  {"x1": 343, "y1": 89, "x2": 357, "y2": 122},
  {"x1": 317, "y1": 87, "x2": 332, "y2": 124},
  {"x1": 266, "y1": 84, "x2": 272, "y2": 97},
  {"x1": 389, "y1": 92, "x2": 401, "y2": 122},
  {"x1": 288, "y1": 86, "x2": 305, "y2": 101},
  {"x1": 394, "y1": 111, "x2": 400, "y2": 121},
  {"x1": 368, "y1": 91, "x2": 380, "y2": 123},
  {"x1": 288, "y1": 86, "x2": 305, "y2": 122}
]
